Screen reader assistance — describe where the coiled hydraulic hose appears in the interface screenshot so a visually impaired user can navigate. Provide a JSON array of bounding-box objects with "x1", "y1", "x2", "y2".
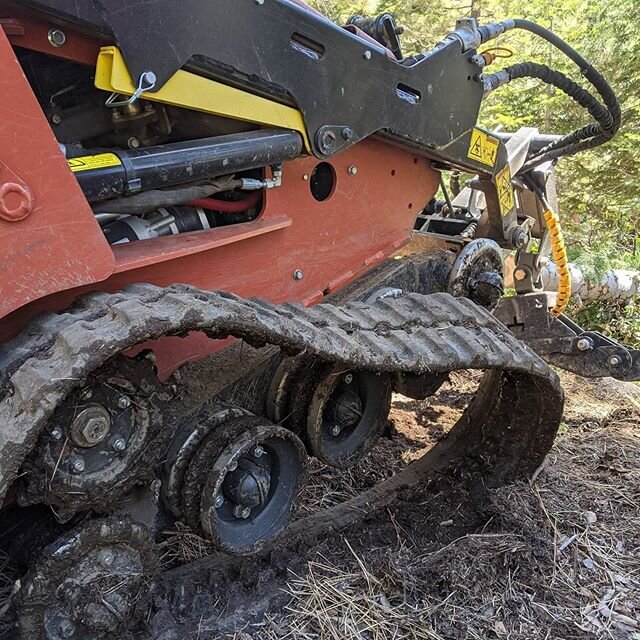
[
  {"x1": 543, "y1": 204, "x2": 572, "y2": 316},
  {"x1": 480, "y1": 19, "x2": 621, "y2": 170}
]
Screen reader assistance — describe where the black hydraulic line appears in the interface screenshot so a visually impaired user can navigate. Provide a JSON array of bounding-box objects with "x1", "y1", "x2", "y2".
[
  {"x1": 479, "y1": 18, "x2": 621, "y2": 168},
  {"x1": 73, "y1": 130, "x2": 304, "y2": 203}
]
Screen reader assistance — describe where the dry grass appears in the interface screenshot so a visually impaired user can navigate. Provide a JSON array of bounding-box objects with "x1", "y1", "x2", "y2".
[{"x1": 239, "y1": 373, "x2": 640, "y2": 640}]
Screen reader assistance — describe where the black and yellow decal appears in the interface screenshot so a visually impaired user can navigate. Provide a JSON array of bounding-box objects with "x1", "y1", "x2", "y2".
[
  {"x1": 68, "y1": 153, "x2": 122, "y2": 173},
  {"x1": 468, "y1": 129, "x2": 500, "y2": 167},
  {"x1": 495, "y1": 164, "x2": 515, "y2": 216}
]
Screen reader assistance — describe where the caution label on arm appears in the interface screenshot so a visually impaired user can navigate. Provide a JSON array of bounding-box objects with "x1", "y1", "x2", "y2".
[
  {"x1": 495, "y1": 164, "x2": 515, "y2": 216},
  {"x1": 467, "y1": 129, "x2": 499, "y2": 167},
  {"x1": 68, "y1": 153, "x2": 122, "y2": 173}
]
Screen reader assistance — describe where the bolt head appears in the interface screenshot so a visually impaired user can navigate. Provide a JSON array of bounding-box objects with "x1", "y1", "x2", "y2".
[
  {"x1": 341, "y1": 127, "x2": 353, "y2": 141},
  {"x1": 117, "y1": 395, "x2": 131, "y2": 409},
  {"x1": 48, "y1": 28, "x2": 66, "y2": 48},
  {"x1": 82, "y1": 417, "x2": 110, "y2": 446},
  {"x1": 344, "y1": 373, "x2": 354, "y2": 384},
  {"x1": 111, "y1": 436, "x2": 127, "y2": 452},
  {"x1": 363, "y1": 50, "x2": 372, "y2": 60},
  {"x1": 70, "y1": 456, "x2": 85, "y2": 474},
  {"x1": 348, "y1": 165, "x2": 358, "y2": 176},
  {"x1": 233, "y1": 505, "x2": 251, "y2": 519},
  {"x1": 51, "y1": 429, "x2": 63, "y2": 441},
  {"x1": 51, "y1": 114, "x2": 62, "y2": 125},
  {"x1": 302, "y1": 174, "x2": 309, "y2": 181},
  {"x1": 609, "y1": 355, "x2": 622, "y2": 367},
  {"x1": 293, "y1": 269, "x2": 304, "y2": 281},
  {"x1": 253, "y1": 445, "x2": 265, "y2": 458},
  {"x1": 81, "y1": 388, "x2": 93, "y2": 400},
  {"x1": 127, "y1": 137, "x2": 141, "y2": 150},
  {"x1": 98, "y1": 549, "x2": 115, "y2": 568},
  {"x1": 228, "y1": 460, "x2": 238, "y2": 472},
  {"x1": 514, "y1": 269, "x2": 527, "y2": 282},
  {"x1": 331, "y1": 425, "x2": 342, "y2": 437},
  {"x1": 215, "y1": 494, "x2": 224, "y2": 509},
  {"x1": 577, "y1": 337, "x2": 593, "y2": 352}
]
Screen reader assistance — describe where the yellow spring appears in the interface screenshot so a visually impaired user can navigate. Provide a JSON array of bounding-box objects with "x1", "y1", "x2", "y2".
[{"x1": 543, "y1": 208, "x2": 572, "y2": 316}]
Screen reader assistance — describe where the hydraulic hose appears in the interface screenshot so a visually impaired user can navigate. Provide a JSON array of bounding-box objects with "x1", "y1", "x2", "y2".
[
  {"x1": 187, "y1": 190, "x2": 262, "y2": 213},
  {"x1": 480, "y1": 18, "x2": 621, "y2": 168}
]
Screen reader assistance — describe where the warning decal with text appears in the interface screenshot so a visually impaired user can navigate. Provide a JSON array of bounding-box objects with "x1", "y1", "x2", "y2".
[{"x1": 68, "y1": 153, "x2": 122, "y2": 173}]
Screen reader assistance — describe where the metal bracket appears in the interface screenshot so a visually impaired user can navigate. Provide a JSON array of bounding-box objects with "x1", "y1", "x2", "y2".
[{"x1": 494, "y1": 293, "x2": 640, "y2": 381}]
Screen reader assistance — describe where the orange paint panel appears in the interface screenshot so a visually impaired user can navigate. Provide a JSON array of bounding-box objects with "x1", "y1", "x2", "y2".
[{"x1": 0, "y1": 29, "x2": 114, "y2": 319}]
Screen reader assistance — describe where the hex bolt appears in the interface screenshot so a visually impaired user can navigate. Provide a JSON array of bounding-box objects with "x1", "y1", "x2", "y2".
[
  {"x1": 344, "y1": 373, "x2": 354, "y2": 384},
  {"x1": 228, "y1": 461, "x2": 238, "y2": 472},
  {"x1": 363, "y1": 50, "x2": 372, "y2": 60},
  {"x1": 128, "y1": 137, "x2": 141, "y2": 150},
  {"x1": 58, "y1": 618, "x2": 76, "y2": 638},
  {"x1": 111, "y1": 436, "x2": 127, "y2": 452},
  {"x1": 48, "y1": 28, "x2": 67, "y2": 48},
  {"x1": 214, "y1": 494, "x2": 225, "y2": 509},
  {"x1": 577, "y1": 337, "x2": 593, "y2": 352},
  {"x1": 609, "y1": 355, "x2": 622, "y2": 367},
  {"x1": 514, "y1": 269, "x2": 527, "y2": 282},
  {"x1": 253, "y1": 445, "x2": 265, "y2": 458},
  {"x1": 302, "y1": 174, "x2": 309, "y2": 181},
  {"x1": 51, "y1": 114, "x2": 62, "y2": 125},
  {"x1": 233, "y1": 505, "x2": 251, "y2": 519},
  {"x1": 348, "y1": 165, "x2": 358, "y2": 176},
  {"x1": 331, "y1": 425, "x2": 342, "y2": 437},
  {"x1": 98, "y1": 549, "x2": 115, "y2": 568},
  {"x1": 51, "y1": 429, "x2": 63, "y2": 441},
  {"x1": 293, "y1": 269, "x2": 304, "y2": 281},
  {"x1": 341, "y1": 127, "x2": 353, "y2": 141},
  {"x1": 117, "y1": 395, "x2": 131, "y2": 409},
  {"x1": 70, "y1": 456, "x2": 86, "y2": 474}
]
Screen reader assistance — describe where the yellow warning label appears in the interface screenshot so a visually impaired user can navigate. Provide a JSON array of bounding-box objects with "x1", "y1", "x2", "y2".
[
  {"x1": 495, "y1": 164, "x2": 515, "y2": 216},
  {"x1": 68, "y1": 153, "x2": 122, "y2": 173},
  {"x1": 468, "y1": 129, "x2": 500, "y2": 167}
]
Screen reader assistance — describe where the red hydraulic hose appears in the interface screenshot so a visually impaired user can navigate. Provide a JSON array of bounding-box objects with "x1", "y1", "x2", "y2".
[{"x1": 187, "y1": 190, "x2": 261, "y2": 213}]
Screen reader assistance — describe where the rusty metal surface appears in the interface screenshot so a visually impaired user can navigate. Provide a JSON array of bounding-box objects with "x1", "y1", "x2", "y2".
[{"x1": 0, "y1": 29, "x2": 114, "y2": 319}]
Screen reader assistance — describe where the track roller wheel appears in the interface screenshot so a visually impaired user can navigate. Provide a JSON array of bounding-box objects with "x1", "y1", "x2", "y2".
[
  {"x1": 392, "y1": 371, "x2": 448, "y2": 400},
  {"x1": 162, "y1": 406, "x2": 251, "y2": 518},
  {"x1": 19, "y1": 356, "x2": 165, "y2": 515},
  {"x1": 181, "y1": 415, "x2": 307, "y2": 554},
  {"x1": 16, "y1": 518, "x2": 158, "y2": 640},
  {"x1": 306, "y1": 366, "x2": 391, "y2": 468}
]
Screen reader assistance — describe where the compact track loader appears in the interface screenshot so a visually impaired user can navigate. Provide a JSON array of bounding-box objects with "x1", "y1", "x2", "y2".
[{"x1": 0, "y1": 1, "x2": 636, "y2": 637}]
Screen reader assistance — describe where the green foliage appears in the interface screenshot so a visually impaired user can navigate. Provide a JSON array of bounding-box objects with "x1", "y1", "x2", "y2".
[
  {"x1": 572, "y1": 299, "x2": 640, "y2": 348},
  {"x1": 309, "y1": 0, "x2": 639, "y2": 343}
]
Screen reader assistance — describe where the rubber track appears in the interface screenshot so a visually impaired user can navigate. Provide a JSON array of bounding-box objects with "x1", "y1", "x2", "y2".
[{"x1": 0, "y1": 284, "x2": 561, "y2": 502}]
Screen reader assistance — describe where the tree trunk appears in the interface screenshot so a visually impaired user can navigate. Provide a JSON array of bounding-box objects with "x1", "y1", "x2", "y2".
[{"x1": 540, "y1": 263, "x2": 640, "y2": 303}]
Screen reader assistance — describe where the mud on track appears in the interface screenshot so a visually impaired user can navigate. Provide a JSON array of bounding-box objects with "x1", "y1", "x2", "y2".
[{"x1": 147, "y1": 372, "x2": 640, "y2": 640}]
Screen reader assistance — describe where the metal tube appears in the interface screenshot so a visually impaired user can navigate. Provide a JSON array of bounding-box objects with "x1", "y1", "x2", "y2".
[{"x1": 73, "y1": 129, "x2": 304, "y2": 203}]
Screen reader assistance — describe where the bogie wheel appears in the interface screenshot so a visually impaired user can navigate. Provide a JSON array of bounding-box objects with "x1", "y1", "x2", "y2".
[
  {"x1": 306, "y1": 367, "x2": 392, "y2": 468},
  {"x1": 16, "y1": 518, "x2": 158, "y2": 640},
  {"x1": 181, "y1": 415, "x2": 307, "y2": 554}
]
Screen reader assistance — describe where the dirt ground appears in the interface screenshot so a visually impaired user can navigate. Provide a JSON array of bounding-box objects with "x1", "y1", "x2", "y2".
[{"x1": 152, "y1": 371, "x2": 640, "y2": 640}]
